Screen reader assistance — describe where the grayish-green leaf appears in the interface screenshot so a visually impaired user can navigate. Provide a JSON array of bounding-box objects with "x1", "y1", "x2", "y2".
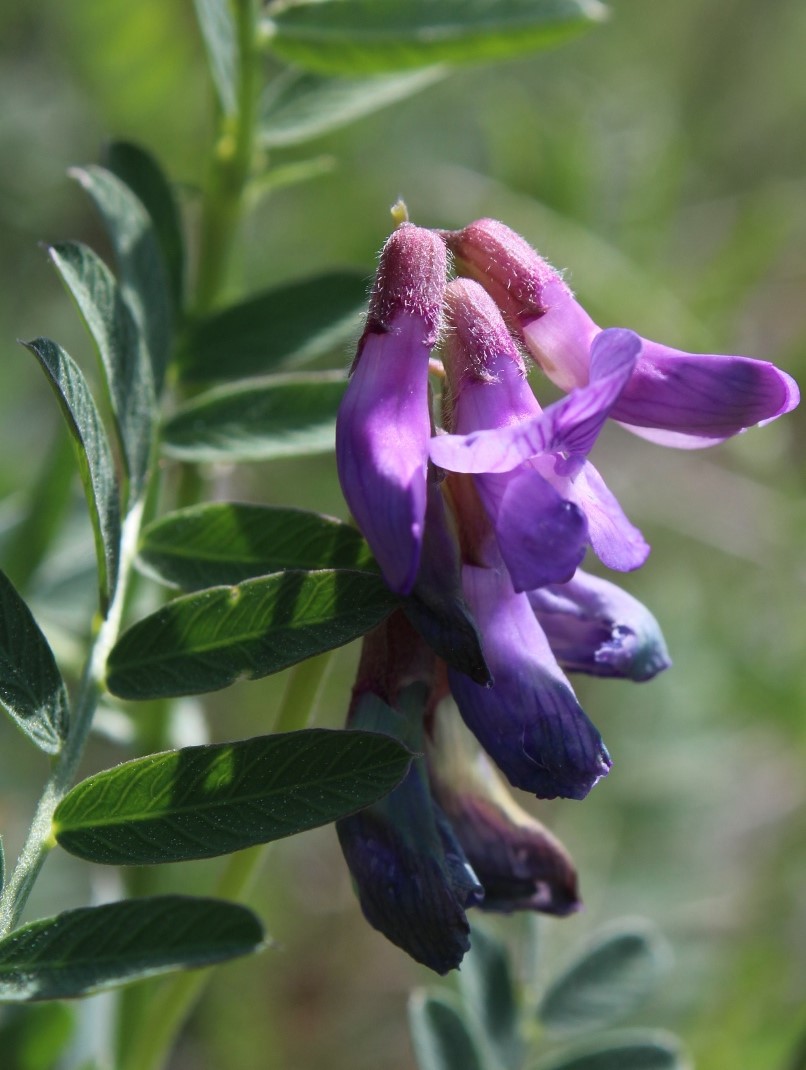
[
  {"x1": 54, "y1": 729, "x2": 412, "y2": 865},
  {"x1": 539, "y1": 921, "x2": 673, "y2": 1034},
  {"x1": 0, "y1": 570, "x2": 69, "y2": 754},
  {"x1": 162, "y1": 371, "x2": 346, "y2": 462},
  {"x1": 0, "y1": 897, "x2": 263, "y2": 1001},
  {"x1": 0, "y1": 1002, "x2": 75, "y2": 1070},
  {"x1": 260, "y1": 67, "x2": 446, "y2": 147},
  {"x1": 194, "y1": 0, "x2": 238, "y2": 115},
  {"x1": 0, "y1": 838, "x2": 5, "y2": 897},
  {"x1": 533, "y1": 1029, "x2": 690, "y2": 1070},
  {"x1": 264, "y1": 0, "x2": 607, "y2": 76},
  {"x1": 459, "y1": 926, "x2": 521, "y2": 1069},
  {"x1": 107, "y1": 568, "x2": 397, "y2": 700},
  {"x1": 48, "y1": 242, "x2": 155, "y2": 493},
  {"x1": 22, "y1": 339, "x2": 120, "y2": 610},
  {"x1": 408, "y1": 992, "x2": 484, "y2": 1070},
  {"x1": 106, "y1": 141, "x2": 185, "y2": 314},
  {"x1": 71, "y1": 165, "x2": 173, "y2": 389},
  {"x1": 139, "y1": 503, "x2": 376, "y2": 590},
  {"x1": 178, "y1": 271, "x2": 366, "y2": 383}
]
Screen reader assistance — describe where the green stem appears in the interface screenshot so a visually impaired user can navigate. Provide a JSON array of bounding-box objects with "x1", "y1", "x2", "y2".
[{"x1": 0, "y1": 499, "x2": 145, "y2": 938}]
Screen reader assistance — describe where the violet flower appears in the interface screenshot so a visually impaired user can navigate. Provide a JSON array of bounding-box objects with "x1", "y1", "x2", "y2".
[
  {"x1": 444, "y1": 218, "x2": 799, "y2": 448},
  {"x1": 336, "y1": 223, "x2": 447, "y2": 594}
]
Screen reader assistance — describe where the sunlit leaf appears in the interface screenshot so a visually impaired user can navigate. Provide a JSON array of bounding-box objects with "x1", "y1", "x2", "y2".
[
  {"x1": 0, "y1": 897, "x2": 263, "y2": 1001},
  {"x1": 408, "y1": 992, "x2": 484, "y2": 1070},
  {"x1": 48, "y1": 241, "x2": 155, "y2": 493},
  {"x1": 162, "y1": 371, "x2": 346, "y2": 462},
  {"x1": 264, "y1": 0, "x2": 607, "y2": 75},
  {"x1": 539, "y1": 921, "x2": 673, "y2": 1034},
  {"x1": 71, "y1": 165, "x2": 173, "y2": 389},
  {"x1": 21, "y1": 338, "x2": 120, "y2": 610},
  {"x1": 177, "y1": 272, "x2": 366, "y2": 383},
  {"x1": 55, "y1": 729, "x2": 412, "y2": 864},
  {"x1": 139, "y1": 503, "x2": 375, "y2": 590},
  {"x1": 260, "y1": 67, "x2": 446, "y2": 147},
  {"x1": 459, "y1": 926, "x2": 521, "y2": 1069},
  {"x1": 533, "y1": 1029, "x2": 691, "y2": 1070},
  {"x1": 106, "y1": 568, "x2": 397, "y2": 700},
  {"x1": 194, "y1": 0, "x2": 238, "y2": 116}
]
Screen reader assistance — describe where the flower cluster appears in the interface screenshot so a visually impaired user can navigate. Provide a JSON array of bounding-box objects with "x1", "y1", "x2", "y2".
[{"x1": 335, "y1": 218, "x2": 798, "y2": 971}]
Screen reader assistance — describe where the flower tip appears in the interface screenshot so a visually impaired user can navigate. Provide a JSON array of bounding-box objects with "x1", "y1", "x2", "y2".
[
  {"x1": 765, "y1": 367, "x2": 800, "y2": 422},
  {"x1": 390, "y1": 199, "x2": 409, "y2": 225}
]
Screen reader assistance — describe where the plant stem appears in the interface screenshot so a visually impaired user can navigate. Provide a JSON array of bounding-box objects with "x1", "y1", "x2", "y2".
[{"x1": 0, "y1": 499, "x2": 144, "y2": 938}]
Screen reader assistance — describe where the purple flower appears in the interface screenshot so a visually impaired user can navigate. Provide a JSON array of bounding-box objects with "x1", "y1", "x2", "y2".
[
  {"x1": 528, "y1": 568, "x2": 671, "y2": 681},
  {"x1": 448, "y1": 563, "x2": 611, "y2": 800},
  {"x1": 432, "y1": 279, "x2": 648, "y2": 589},
  {"x1": 444, "y1": 218, "x2": 799, "y2": 448},
  {"x1": 336, "y1": 223, "x2": 447, "y2": 594}
]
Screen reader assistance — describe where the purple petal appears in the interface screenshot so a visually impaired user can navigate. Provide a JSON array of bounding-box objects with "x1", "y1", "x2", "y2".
[
  {"x1": 520, "y1": 279, "x2": 598, "y2": 390},
  {"x1": 529, "y1": 568, "x2": 671, "y2": 681},
  {"x1": 558, "y1": 460, "x2": 650, "y2": 572},
  {"x1": 448, "y1": 566, "x2": 611, "y2": 800},
  {"x1": 336, "y1": 313, "x2": 432, "y2": 594}
]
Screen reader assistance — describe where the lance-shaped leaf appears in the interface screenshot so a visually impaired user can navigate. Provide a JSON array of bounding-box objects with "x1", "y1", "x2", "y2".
[
  {"x1": 264, "y1": 0, "x2": 607, "y2": 76},
  {"x1": 177, "y1": 272, "x2": 366, "y2": 383},
  {"x1": 0, "y1": 897, "x2": 263, "y2": 1001},
  {"x1": 106, "y1": 141, "x2": 185, "y2": 314},
  {"x1": 106, "y1": 568, "x2": 397, "y2": 700},
  {"x1": 194, "y1": 0, "x2": 238, "y2": 116},
  {"x1": 162, "y1": 371, "x2": 347, "y2": 462},
  {"x1": 458, "y1": 926, "x2": 521, "y2": 1070},
  {"x1": 408, "y1": 992, "x2": 484, "y2": 1070},
  {"x1": 22, "y1": 339, "x2": 120, "y2": 610},
  {"x1": 54, "y1": 728, "x2": 412, "y2": 864},
  {"x1": 539, "y1": 921, "x2": 673, "y2": 1034},
  {"x1": 533, "y1": 1029, "x2": 691, "y2": 1070},
  {"x1": 0, "y1": 571, "x2": 69, "y2": 754},
  {"x1": 71, "y1": 165, "x2": 172, "y2": 390},
  {"x1": 139, "y1": 503, "x2": 376, "y2": 590},
  {"x1": 260, "y1": 67, "x2": 446, "y2": 147},
  {"x1": 48, "y1": 241, "x2": 155, "y2": 493}
]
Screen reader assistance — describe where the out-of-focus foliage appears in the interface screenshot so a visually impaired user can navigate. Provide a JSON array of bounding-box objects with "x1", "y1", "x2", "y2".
[{"x1": 0, "y1": 0, "x2": 804, "y2": 1068}]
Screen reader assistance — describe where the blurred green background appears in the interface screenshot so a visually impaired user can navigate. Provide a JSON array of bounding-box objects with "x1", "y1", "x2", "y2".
[{"x1": 0, "y1": 0, "x2": 804, "y2": 1067}]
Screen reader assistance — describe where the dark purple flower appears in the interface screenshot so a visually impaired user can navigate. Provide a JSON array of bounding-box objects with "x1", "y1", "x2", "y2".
[
  {"x1": 336, "y1": 223, "x2": 447, "y2": 594},
  {"x1": 528, "y1": 568, "x2": 671, "y2": 681},
  {"x1": 448, "y1": 563, "x2": 611, "y2": 800},
  {"x1": 444, "y1": 218, "x2": 799, "y2": 448}
]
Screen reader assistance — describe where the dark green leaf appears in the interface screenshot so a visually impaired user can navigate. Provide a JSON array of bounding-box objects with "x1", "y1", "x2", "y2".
[
  {"x1": 71, "y1": 165, "x2": 173, "y2": 389},
  {"x1": 533, "y1": 1029, "x2": 690, "y2": 1070},
  {"x1": 0, "y1": 571, "x2": 69, "y2": 754},
  {"x1": 54, "y1": 729, "x2": 412, "y2": 864},
  {"x1": 48, "y1": 241, "x2": 155, "y2": 493},
  {"x1": 177, "y1": 271, "x2": 366, "y2": 383},
  {"x1": 459, "y1": 926, "x2": 521, "y2": 1069},
  {"x1": 264, "y1": 0, "x2": 607, "y2": 76},
  {"x1": 162, "y1": 371, "x2": 346, "y2": 462},
  {"x1": 105, "y1": 141, "x2": 185, "y2": 314},
  {"x1": 21, "y1": 339, "x2": 120, "y2": 610},
  {"x1": 260, "y1": 67, "x2": 446, "y2": 147},
  {"x1": 194, "y1": 0, "x2": 238, "y2": 115},
  {"x1": 107, "y1": 569, "x2": 397, "y2": 700},
  {"x1": 539, "y1": 921, "x2": 673, "y2": 1034},
  {"x1": 0, "y1": 1003, "x2": 75, "y2": 1070},
  {"x1": 408, "y1": 993, "x2": 484, "y2": 1070},
  {"x1": 0, "y1": 897, "x2": 263, "y2": 1001},
  {"x1": 139, "y1": 503, "x2": 375, "y2": 590}
]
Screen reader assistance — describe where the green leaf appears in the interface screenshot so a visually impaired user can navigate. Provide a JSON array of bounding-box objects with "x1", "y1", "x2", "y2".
[
  {"x1": 0, "y1": 1003, "x2": 75, "y2": 1070},
  {"x1": 459, "y1": 926, "x2": 521, "y2": 1069},
  {"x1": 139, "y1": 503, "x2": 375, "y2": 590},
  {"x1": 161, "y1": 371, "x2": 346, "y2": 462},
  {"x1": 106, "y1": 568, "x2": 397, "y2": 700},
  {"x1": 0, "y1": 571, "x2": 69, "y2": 754},
  {"x1": 54, "y1": 728, "x2": 412, "y2": 865},
  {"x1": 105, "y1": 141, "x2": 185, "y2": 314},
  {"x1": 260, "y1": 67, "x2": 446, "y2": 147},
  {"x1": 0, "y1": 897, "x2": 263, "y2": 1001},
  {"x1": 177, "y1": 271, "x2": 366, "y2": 383},
  {"x1": 539, "y1": 921, "x2": 673, "y2": 1034},
  {"x1": 264, "y1": 0, "x2": 607, "y2": 76},
  {"x1": 408, "y1": 992, "x2": 484, "y2": 1070},
  {"x1": 48, "y1": 241, "x2": 155, "y2": 493},
  {"x1": 194, "y1": 0, "x2": 238, "y2": 116},
  {"x1": 21, "y1": 339, "x2": 121, "y2": 611},
  {"x1": 71, "y1": 165, "x2": 173, "y2": 390},
  {"x1": 533, "y1": 1029, "x2": 690, "y2": 1070}
]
